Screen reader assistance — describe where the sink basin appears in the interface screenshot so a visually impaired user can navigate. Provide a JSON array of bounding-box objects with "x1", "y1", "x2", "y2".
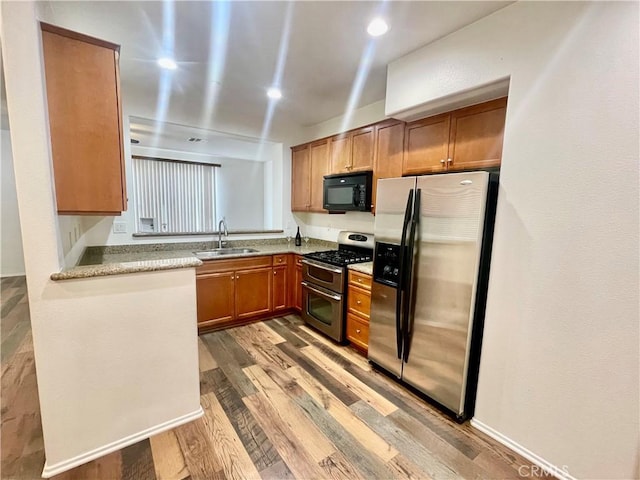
[{"x1": 194, "y1": 248, "x2": 259, "y2": 259}]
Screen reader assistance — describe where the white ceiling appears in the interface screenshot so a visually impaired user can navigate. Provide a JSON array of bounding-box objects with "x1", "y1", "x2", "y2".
[
  {"x1": 38, "y1": 1, "x2": 511, "y2": 141},
  {"x1": 130, "y1": 116, "x2": 276, "y2": 161}
]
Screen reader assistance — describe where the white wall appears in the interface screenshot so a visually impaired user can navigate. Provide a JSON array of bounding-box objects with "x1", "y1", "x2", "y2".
[
  {"x1": 217, "y1": 158, "x2": 265, "y2": 229},
  {"x1": 0, "y1": 129, "x2": 26, "y2": 276},
  {"x1": 1, "y1": 3, "x2": 202, "y2": 476},
  {"x1": 387, "y1": 3, "x2": 639, "y2": 479}
]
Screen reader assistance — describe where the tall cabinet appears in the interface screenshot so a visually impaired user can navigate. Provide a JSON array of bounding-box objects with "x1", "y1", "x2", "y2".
[{"x1": 41, "y1": 23, "x2": 126, "y2": 214}]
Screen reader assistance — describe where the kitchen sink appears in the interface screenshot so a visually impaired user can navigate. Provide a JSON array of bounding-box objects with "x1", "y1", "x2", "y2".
[{"x1": 194, "y1": 248, "x2": 259, "y2": 259}]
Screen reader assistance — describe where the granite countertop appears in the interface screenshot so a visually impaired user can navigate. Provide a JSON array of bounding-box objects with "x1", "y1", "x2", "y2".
[
  {"x1": 51, "y1": 239, "x2": 335, "y2": 281},
  {"x1": 347, "y1": 261, "x2": 373, "y2": 276}
]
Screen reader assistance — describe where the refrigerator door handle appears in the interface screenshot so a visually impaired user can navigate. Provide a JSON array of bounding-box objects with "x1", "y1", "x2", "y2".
[
  {"x1": 396, "y1": 189, "x2": 414, "y2": 359},
  {"x1": 403, "y1": 188, "x2": 421, "y2": 363}
]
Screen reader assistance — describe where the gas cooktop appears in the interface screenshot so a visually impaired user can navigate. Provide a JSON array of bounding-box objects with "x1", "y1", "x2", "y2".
[
  {"x1": 303, "y1": 231, "x2": 374, "y2": 267},
  {"x1": 304, "y1": 249, "x2": 373, "y2": 268}
]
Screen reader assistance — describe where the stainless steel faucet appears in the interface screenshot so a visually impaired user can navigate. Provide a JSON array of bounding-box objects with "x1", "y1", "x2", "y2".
[{"x1": 217, "y1": 218, "x2": 228, "y2": 248}]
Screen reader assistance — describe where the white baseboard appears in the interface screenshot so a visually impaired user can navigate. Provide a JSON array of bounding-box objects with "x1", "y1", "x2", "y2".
[
  {"x1": 41, "y1": 407, "x2": 204, "y2": 478},
  {"x1": 470, "y1": 418, "x2": 577, "y2": 480}
]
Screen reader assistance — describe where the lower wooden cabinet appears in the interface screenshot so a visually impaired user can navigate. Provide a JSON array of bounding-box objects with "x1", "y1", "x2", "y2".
[
  {"x1": 196, "y1": 272, "x2": 235, "y2": 325},
  {"x1": 294, "y1": 255, "x2": 303, "y2": 312},
  {"x1": 346, "y1": 270, "x2": 372, "y2": 352},
  {"x1": 236, "y1": 267, "x2": 272, "y2": 319},
  {"x1": 346, "y1": 313, "x2": 370, "y2": 351},
  {"x1": 272, "y1": 265, "x2": 288, "y2": 312},
  {"x1": 196, "y1": 253, "x2": 302, "y2": 331}
]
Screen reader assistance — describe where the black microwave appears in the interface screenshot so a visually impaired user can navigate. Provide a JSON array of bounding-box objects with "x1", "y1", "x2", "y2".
[{"x1": 323, "y1": 171, "x2": 372, "y2": 212}]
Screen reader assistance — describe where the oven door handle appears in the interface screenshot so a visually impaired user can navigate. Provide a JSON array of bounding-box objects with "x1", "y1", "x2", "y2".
[
  {"x1": 301, "y1": 281, "x2": 342, "y2": 301},
  {"x1": 301, "y1": 259, "x2": 343, "y2": 274}
]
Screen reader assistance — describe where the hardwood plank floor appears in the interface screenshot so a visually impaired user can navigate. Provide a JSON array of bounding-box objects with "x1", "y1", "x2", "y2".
[{"x1": 1, "y1": 278, "x2": 546, "y2": 479}]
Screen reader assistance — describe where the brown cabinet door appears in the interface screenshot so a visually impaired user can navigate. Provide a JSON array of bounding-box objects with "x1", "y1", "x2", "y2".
[
  {"x1": 309, "y1": 139, "x2": 330, "y2": 212},
  {"x1": 41, "y1": 25, "x2": 126, "y2": 214},
  {"x1": 291, "y1": 146, "x2": 311, "y2": 211},
  {"x1": 329, "y1": 134, "x2": 351, "y2": 174},
  {"x1": 272, "y1": 265, "x2": 288, "y2": 312},
  {"x1": 294, "y1": 258, "x2": 303, "y2": 311},
  {"x1": 403, "y1": 113, "x2": 450, "y2": 175},
  {"x1": 235, "y1": 267, "x2": 272, "y2": 319},
  {"x1": 351, "y1": 126, "x2": 374, "y2": 172},
  {"x1": 346, "y1": 313, "x2": 370, "y2": 352},
  {"x1": 448, "y1": 97, "x2": 507, "y2": 171},
  {"x1": 373, "y1": 120, "x2": 405, "y2": 211},
  {"x1": 196, "y1": 272, "x2": 235, "y2": 326}
]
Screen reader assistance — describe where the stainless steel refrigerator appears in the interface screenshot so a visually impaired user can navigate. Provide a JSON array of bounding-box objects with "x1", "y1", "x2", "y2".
[{"x1": 368, "y1": 171, "x2": 498, "y2": 421}]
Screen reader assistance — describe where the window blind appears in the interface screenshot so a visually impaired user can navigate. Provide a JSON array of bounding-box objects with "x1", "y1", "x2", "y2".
[{"x1": 132, "y1": 156, "x2": 218, "y2": 234}]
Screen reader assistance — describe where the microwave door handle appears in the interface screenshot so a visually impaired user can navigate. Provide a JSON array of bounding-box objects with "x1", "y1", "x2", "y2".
[
  {"x1": 352, "y1": 185, "x2": 359, "y2": 207},
  {"x1": 396, "y1": 189, "x2": 414, "y2": 360}
]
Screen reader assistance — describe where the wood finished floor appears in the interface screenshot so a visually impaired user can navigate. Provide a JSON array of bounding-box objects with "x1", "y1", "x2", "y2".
[{"x1": 1, "y1": 276, "x2": 546, "y2": 480}]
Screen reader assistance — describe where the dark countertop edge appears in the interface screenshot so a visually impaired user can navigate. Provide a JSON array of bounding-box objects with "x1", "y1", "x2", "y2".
[{"x1": 50, "y1": 258, "x2": 203, "y2": 282}]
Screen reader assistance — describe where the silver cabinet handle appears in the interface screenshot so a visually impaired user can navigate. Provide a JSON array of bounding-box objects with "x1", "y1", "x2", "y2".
[
  {"x1": 356, "y1": 329, "x2": 361, "y2": 334},
  {"x1": 440, "y1": 159, "x2": 445, "y2": 164},
  {"x1": 356, "y1": 300, "x2": 361, "y2": 305},
  {"x1": 447, "y1": 158, "x2": 453, "y2": 163},
  {"x1": 301, "y1": 281, "x2": 341, "y2": 301}
]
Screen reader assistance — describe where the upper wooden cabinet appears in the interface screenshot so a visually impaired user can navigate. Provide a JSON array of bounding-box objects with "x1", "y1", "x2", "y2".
[
  {"x1": 292, "y1": 140, "x2": 328, "y2": 212},
  {"x1": 329, "y1": 127, "x2": 375, "y2": 175},
  {"x1": 403, "y1": 113, "x2": 450, "y2": 175},
  {"x1": 309, "y1": 139, "x2": 329, "y2": 211},
  {"x1": 329, "y1": 134, "x2": 351, "y2": 174},
  {"x1": 41, "y1": 23, "x2": 126, "y2": 215},
  {"x1": 403, "y1": 97, "x2": 507, "y2": 175},
  {"x1": 350, "y1": 126, "x2": 375, "y2": 172},
  {"x1": 291, "y1": 145, "x2": 311, "y2": 211},
  {"x1": 448, "y1": 98, "x2": 507, "y2": 171},
  {"x1": 372, "y1": 120, "x2": 405, "y2": 212}
]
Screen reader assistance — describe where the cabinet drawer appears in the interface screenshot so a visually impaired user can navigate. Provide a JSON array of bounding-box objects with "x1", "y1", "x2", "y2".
[
  {"x1": 347, "y1": 287, "x2": 371, "y2": 319},
  {"x1": 273, "y1": 254, "x2": 289, "y2": 266},
  {"x1": 346, "y1": 313, "x2": 369, "y2": 351},
  {"x1": 196, "y1": 255, "x2": 272, "y2": 275},
  {"x1": 348, "y1": 270, "x2": 372, "y2": 291}
]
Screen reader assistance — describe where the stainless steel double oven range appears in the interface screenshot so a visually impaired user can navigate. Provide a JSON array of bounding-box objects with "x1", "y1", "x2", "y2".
[{"x1": 301, "y1": 231, "x2": 374, "y2": 342}]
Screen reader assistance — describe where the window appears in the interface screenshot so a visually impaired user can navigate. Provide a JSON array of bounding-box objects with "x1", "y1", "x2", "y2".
[{"x1": 132, "y1": 155, "x2": 220, "y2": 234}]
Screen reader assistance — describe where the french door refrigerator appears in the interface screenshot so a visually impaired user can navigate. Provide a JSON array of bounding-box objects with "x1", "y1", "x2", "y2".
[{"x1": 368, "y1": 171, "x2": 498, "y2": 421}]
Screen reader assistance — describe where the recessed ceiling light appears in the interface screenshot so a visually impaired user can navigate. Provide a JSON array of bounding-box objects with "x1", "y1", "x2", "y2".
[
  {"x1": 157, "y1": 57, "x2": 177, "y2": 70},
  {"x1": 367, "y1": 17, "x2": 389, "y2": 37},
  {"x1": 267, "y1": 87, "x2": 282, "y2": 100}
]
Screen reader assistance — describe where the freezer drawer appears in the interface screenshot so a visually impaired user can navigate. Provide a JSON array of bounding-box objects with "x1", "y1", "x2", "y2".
[{"x1": 368, "y1": 281, "x2": 402, "y2": 378}]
